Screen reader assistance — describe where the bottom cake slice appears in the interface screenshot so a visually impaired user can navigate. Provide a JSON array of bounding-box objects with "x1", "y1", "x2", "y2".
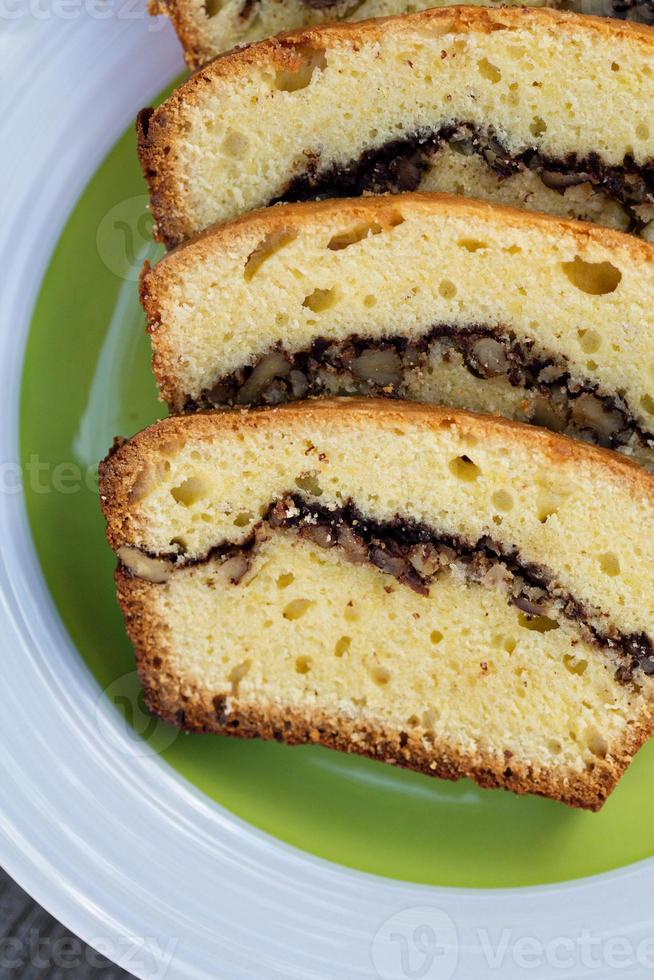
[{"x1": 99, "y1": 400, "x2": 654, "y2": 809}]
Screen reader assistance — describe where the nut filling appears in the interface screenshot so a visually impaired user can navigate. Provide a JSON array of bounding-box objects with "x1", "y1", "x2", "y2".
[
  {"x1": 228, "y1": 0, "x2": 653, "y2": 25},
  {"x1": 274, "y1": 124, "x2": 654, "y2": 235},
  {"x1": 120, "y1": 494, "x2": 654, "y2": 683},
  {"x1": 186, "y1": 326, "x2": 654, "y2": 462}
]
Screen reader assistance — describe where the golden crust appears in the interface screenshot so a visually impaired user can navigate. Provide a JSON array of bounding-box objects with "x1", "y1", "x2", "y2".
[
  {"x1": 147, "y1": 190, "x2": 654, "y2": 267},
  {"x1": 116, "y1": 566, "x2": 654, "y2": 810},
  {"x1": 99, "y1": 399, "x2": 654, "y2": 552},
  {"x1": 149, "y1": 0, "x2": 209, "y2": 68},
  {"x1": 136, "y1": 7, "x2": 654, "y2": 247}
]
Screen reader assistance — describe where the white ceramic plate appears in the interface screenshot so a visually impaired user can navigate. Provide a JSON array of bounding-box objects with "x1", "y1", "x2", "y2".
[{"x1": 3, "y1": 6, "x2": 654, "y2": 979}]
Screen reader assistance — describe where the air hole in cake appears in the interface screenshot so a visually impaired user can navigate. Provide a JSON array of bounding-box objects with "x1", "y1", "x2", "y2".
[
  {"x1": 449, "y1": 455, "x2": 481, "y2": 482},
  {"x1": 578, "y1": 329, "x2": 602, "y2": 354},
  {"x1": 327, "y1": 221, "x2": 383, "y2": 250},
  {"x1": 504, "y1": 637, "x2": 517, "y2": 654},
  {"x1": 295, "y1": 655, "x2": 312, "y2": 674},
  {"x1": 438, "y1": 280, "x2": 457, "y2": 299},
  {"x1": 233, "y1": 511, "x2": 254, "y2": 527},
  {"x1": 518, "y1": 613, "x2": 559, "y2": 633},
  {"x1": 363, "y1": 295, "x2": 377, "y2": 309},
  {"x1": 170, "y1": 477, "x2": 208, "y2": 506},
  {"x1": 295, "y1": 473, "x2": 323, "y2": 496},
  {"x1": 169, "y1": 536, "x2": 187, "y2": 553},
  {"x1": 344, "y1": 602, "x2": 359, "y2": 623},
  {"x1": 458, "y1": 239, "x2": 487, "y2": 253},
  {"x1": 243, "y1": 229, "x2": 298, "y2": 281},
  {"x1": 302, "y1": 287, "x2": 339, "y2": 313},
  {"x1": 530, "y1": 116, "x2": 547, "y2": 138},
  {"x1": 598, "y1": 552, "x2": 621, "y2": 577},
  {"x1": 563, "y1": 654, "x2": 588, "y2": 676},
  {"x1": 586, "y1": 731, "x2": 609, "y2": 758},
  {"x1": 642, "y1": 395, "x2": 654, "y2": 415},
  {"x1": 334, "y1": 635, "x2": 351, "y2": 657},
  {"x1": 370, "y1": 666, "x2": 391, "y2": 686},
  {"x1": 274, "y1": 47, "x2": 327, "y2": 92},
  {"x1": 418, "y1": 709, "x2": 437, "y2": 735},
  {"x1": 477, "y1": 58, "x2": 501, "y2": 83},
  {"x1": 276, "y1": 572, "x2": 295, "y2": 589},
  {"x1": 203, "y1": 0, "x2": 221, "y2": 15},
  {"x1": 537, "y1": 504, "x2": 558, "y2": 524},
  {"x1": 562, "y1": 257, "x2": 622, "y2": 295},
  {"x1": 430, "y1": 630, "x2": 443, "y2": 645},
  {"x1": 229, "y1": 659, "x2": 252, "y2": 694},
  {"x1": 492, "y1": 490, "x2": 514, "y2": 512},
  {"x1": 221, "y1": 130, "x2": 250, "y2": 157},
  {"x1": 636, "y1": 124, "x2": 650, "y2": 142},
  {"x1": 283, "y1": 598, "x2": 313, "y2": 620}
]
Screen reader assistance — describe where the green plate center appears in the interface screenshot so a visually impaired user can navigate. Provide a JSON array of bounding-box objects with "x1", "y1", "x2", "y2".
[{"x1": 20, "y1": 118, "x2": 654, "y2": 888}]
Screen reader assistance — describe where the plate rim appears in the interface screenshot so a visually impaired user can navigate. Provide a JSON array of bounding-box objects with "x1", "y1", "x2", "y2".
[{"x1": 3, "y1": 8, "x2": 654, "y2": 980}]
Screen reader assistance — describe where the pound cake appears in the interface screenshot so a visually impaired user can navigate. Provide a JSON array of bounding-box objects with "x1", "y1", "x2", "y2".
[
  {"x1": 100, "y1": 400, "x2": 654, "y2": 809},
  {"x1": 137, "y1": 8, "x2": 654, "y2": 247},
  {"x1": 153, "y1": 0, "x2": 552, "y2": 71},
  {"x1": 141, "y1": 194, "x2": 654, "y2": 469}
]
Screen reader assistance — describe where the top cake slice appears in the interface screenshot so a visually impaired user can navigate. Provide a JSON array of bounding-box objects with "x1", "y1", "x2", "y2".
[
  {"x1": 153, "y1": 0, "x2": 552, "y2": 70},
  {"x1": 137, "y1": 7, "x2": 654, "y2": 247}
]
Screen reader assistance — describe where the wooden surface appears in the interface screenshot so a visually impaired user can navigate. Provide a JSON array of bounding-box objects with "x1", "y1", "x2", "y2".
[{"x1": 0, "y1": 867, "x2": 132, "y2": 978}]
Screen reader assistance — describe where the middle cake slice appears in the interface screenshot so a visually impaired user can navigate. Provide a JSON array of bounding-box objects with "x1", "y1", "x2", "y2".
[{"x1": 141, "y1": 193, "x2": 654, "y2": 469}]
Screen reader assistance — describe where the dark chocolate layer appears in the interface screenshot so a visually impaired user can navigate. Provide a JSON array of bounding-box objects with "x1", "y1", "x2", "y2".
[
  {"x1": 273, "y1": 123, "x2": 654, "y2": 230},
  {"x1": 122, "y1": 494, "x2": 654, "y2": 682},
  {"x1": 239, "y1": 0, "x2": 654, "y2": 20},
  {"x1": 185, "y1": 325, "x2": 654, "y2": 457}
]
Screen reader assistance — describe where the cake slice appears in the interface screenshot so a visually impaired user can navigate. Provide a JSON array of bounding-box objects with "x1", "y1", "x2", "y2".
[
  {"x1": 100, "y1": 400, "x2": 654, "y2": 809},
  {"x1": 153, "y1": 0, "x2": 552, "y2": 71},
  {"x1": 141, "y1": 194, "x2": 654, "y2": 470},
  {"x1": 137, "y1": 7, "x2": 654, "y2": 247}
]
